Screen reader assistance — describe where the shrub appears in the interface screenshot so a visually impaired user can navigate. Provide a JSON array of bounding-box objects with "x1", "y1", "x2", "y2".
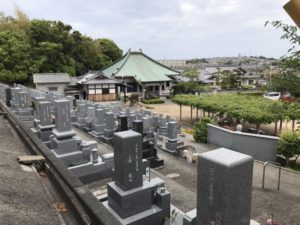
[
  {"x1": 171, "y1": 82, "x2": 210, "y2": 96},
  {"x1": 193, "y1": 117, "x2": 216, "y2": 143},
  {"x1": 278, "y1": 131, "x2": 300, "y2": 166},
  {"x1": 129, "y1": 93, "x2": 139, "y2": 106},
  {"x1": 142, "y1": 98, "x2": 164, "y2": 104}
]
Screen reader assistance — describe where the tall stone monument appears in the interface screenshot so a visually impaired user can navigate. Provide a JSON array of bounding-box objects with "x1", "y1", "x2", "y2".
[
  {"x1": 37, "y1": 101, "x2": 55, "y2": 145},
  {"x1": 197, "y1": 148, "x2": 253, "y2": 225},
  {"x1": 100, "y1": 112, "x2": 115, "y2": 145},
  {"x1": 89, "y1": 108, "x2": 105, "y2": 138},
  {"x1": 50, "y1": 99, "x2": 94, "y2": 166},
  {"x1": 165, "y1": 121, "x2": 183, "y2": 154},
  {"x1": 104, "y1": 130, "x2": 170, "y2": 225}
]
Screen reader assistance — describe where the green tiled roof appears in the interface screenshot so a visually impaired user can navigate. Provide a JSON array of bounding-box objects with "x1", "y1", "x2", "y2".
[{"x1": 102, "y1": 51, "x2": 180, "y2": 83}]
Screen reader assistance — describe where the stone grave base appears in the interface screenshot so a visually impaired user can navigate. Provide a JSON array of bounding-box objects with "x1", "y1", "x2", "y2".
[
  {"x1": 89, "y1": 130, "x2": 104, "y2": 138},
  {"x1": 103, "y1": 202, "x2": 163, "y2": 225},
  {"x1": 69, "y1": 160, "x2": 113, "y2": 184},
  {"x1": 165, "y1": 141, "x2": 184, "y2": 154},
  {"x1": 158, "y1": 127, "x2": 167, "y2": 136},
  {"x1": 51, "y1": 137, "x2": 79, "y2": 155},
  {"x1": 38, "y1": 128, "x2": 54, "y2": 142},
  {"x1": 83, "y1": 123, "x2": 92, "y2": 132},
  {"x1": 73, "y1": 122, "x2": 86, "y2": 130},
  {"x1": 99, "y1": 129, "x2": 115, "y2": 145},
  {"x1": 21, "y1": 120, "x2": 34, "y2": 128},
  {"x1": 51, "y1": 150, "x2": 84, "y2": 167}
]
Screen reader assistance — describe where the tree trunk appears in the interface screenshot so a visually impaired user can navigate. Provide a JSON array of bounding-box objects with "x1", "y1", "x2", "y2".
[
  {"x1": 256, "y1": 123, "x2": 260, "y2": 134},
  {"x1": 196, "y1": 108, "x2": 199, "y2": 120},
  {"x1": 179, "y1": 105, "x2": 182, "y2": 121},
  {"x1": 203, "y1": 110, "x2": 206, "y2": 117},
  {"x1": 292, "y1": 120, "x2": 295, "y2": 131},
  {"x1": 279, "y1": 119, "x2": 283, "y2": 132},
  {"x1": 190, "y1": 106, "x2": 193, "y2": 125},
  {"x1": 286, "y1": 157, "x2": 290, "y2": 167},
  {"x1": 274, "y1": 121, "x2": 278, "y2": 135}
]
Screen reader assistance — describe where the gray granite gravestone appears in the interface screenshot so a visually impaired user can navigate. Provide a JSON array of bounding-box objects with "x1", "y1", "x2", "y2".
[
  {"x1": 100, "y1": 112, "x2": 115, "y2": 144},
  {"x1": 37, "y1": 101, "x2": 55, "y2": 144},
  {"x1": 33, "y1": 97, "x2": 46, "y2": 127},
  {"x1": 75, "y1": 102, "x2": 87, "y2": 129},
  {"x1": 16, "y1": 92, "x2": 34, "y2": 127},
  {"x1": 104, "y1": 130, "x2": 170, "y2": 225},
  {"x1": 84, "y1": 106, "x2": 95, "y2": 131},
  {"x1": 65, "y1": 95, "x2": 77, "y2": 122},
  {"x1": 128, "y1": 112, "x2": 137, "y2": 129},
  {"x1": 52, "y1": 99, "x2": 75, "y2": 139},
  {"x1": 89, "y1": 108, "x2": 105, "y2": 138},
  {"x1": 50, "y1": 99, "x2": 93, "y2": 166},
  {"x1": 158, "y1": 116, "x2": 168, "y2": 136},
  {"x1": 113, "y1": 130, "x2": 143, "y2": 190},
  {"x1": 197, "y1": 148, "x2": 253, "y2": 225},
  {"x1": 165, "y1": 121, "x2": 183, "y2": 154}
]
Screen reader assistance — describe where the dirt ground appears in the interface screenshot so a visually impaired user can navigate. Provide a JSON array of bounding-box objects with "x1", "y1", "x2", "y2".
[{"x1": 140, "y1": 100, "x2": 298, "y2": 135}]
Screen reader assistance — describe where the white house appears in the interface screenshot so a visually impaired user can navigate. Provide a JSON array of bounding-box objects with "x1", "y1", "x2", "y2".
[{"x1": 33, "y1": 73, "x2": 71, "y2": 95}]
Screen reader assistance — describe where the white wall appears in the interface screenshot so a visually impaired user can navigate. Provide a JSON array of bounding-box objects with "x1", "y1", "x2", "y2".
[{"x1": 35, "y1": 83, "x2": 67, "y2": 95}]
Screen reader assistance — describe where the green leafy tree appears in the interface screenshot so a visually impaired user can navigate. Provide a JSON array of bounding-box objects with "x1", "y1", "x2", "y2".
[
  {"x1": 0, "y1": 31, "x2": 34, "y2": 83},
  {"x1": 266, "y1": 21, "x2": 300, "y2": 96},
  {"x1": 278, "y1": 131, "x2": 300, "y2": 166},
  {"x1": 183, "y1": 68, "x2": 199, "y2": 81},
  {"x1": 0, "y1": 10, "x2": 123, "y2": 83},
  {"x1": 220, "y1": 70, "x2": 240, "y2": 89},
  {"x1": 96, "y1": 38, "x2": 123, "y2": 63}
]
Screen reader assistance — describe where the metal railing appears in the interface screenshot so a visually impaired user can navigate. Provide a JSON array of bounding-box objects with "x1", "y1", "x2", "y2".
[{"x1": 262, "y1": 161, "x2": 282, "y2": 191}]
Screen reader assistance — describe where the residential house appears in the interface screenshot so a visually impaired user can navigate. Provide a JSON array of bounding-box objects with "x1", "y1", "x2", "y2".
[{"x1": 33, "y1": 73, "x2": 70, "y2": 95}]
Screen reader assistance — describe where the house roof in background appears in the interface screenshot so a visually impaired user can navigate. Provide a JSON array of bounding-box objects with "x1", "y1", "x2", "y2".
[
  {"x1": 33, "y1": 73, "x2": 70, "y2": 84},
  {"x1": 77, "y1": 70, "x2": 121, "y2": 85},
  {"x1": 102, "y1": 50, "x2": 181, "y2": 83}
]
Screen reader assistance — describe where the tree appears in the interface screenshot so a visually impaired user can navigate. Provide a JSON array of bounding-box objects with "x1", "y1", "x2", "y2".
[
  {"x1": 0, "y1": 31, "x2": 34, "y2": 83},
  {"x1": 278, "y1": 131, "x2": 300, "y2": 166},
  {"x1": 183, "y1": 68, "x2": 199, "y2": 81},
  {"x1": 265, "y1": 21, "x2": 300, "y2": 98},
  {"x1": 0, "y1": 10, "x2": 123, "y2": 83},
  {"x1": 269, "y1": 73, "x2": 300, "y2": 97},
  {"x1": 96, "y1": 38, "x2": 123, "y2": 63},
  {"x1": 220, "y1": 70, "x2": 240, "y2": 89}
]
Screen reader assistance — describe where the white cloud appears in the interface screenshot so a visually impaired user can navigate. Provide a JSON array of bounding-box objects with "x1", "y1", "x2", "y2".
[{"x1": 0, "y1": 0, "x2": 295, "y2": 59}]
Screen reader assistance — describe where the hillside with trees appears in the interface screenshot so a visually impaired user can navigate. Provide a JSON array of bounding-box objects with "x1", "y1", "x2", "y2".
[{"x1": 0, "y1": 9, "x2": 123, "y2": 84}]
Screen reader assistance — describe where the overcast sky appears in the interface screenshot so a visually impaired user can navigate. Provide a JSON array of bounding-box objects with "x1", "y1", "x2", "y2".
[{"x1": 1, "y1": 0, "x2": 295, "y2": 59}]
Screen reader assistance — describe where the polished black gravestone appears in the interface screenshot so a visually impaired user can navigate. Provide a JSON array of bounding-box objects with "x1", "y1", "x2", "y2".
[
  {"x1": 118, "y1": 115, "x2": 128, "y2": 132},
  {"x1": 197, "y1": 148, "x2": 253, "y2": 225},
  {"x1": 132, "y1": 120, "x2": 164, "y2": 168}
]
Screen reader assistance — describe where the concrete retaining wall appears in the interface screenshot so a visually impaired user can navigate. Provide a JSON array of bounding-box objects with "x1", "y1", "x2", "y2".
[{"x1": 207, "y1": 124, "x2": 278, "y2": 162}]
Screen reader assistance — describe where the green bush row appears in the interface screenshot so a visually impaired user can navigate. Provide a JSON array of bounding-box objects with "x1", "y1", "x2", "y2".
[{"x1": 142, "y1": 98, "x2": 165, "y2": 104}]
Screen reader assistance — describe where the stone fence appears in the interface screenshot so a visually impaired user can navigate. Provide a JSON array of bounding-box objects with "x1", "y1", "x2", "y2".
[{"x1": 207, "y1": 124, "x2": 278, "y2": 162}]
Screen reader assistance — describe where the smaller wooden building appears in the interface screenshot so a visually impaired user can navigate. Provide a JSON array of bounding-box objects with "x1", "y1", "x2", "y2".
[{"x1": 76, "y1": 71, "x2": 121, "y2": 102}]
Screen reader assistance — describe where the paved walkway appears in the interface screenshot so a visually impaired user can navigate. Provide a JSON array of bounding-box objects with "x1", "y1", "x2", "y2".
[{"x1": 0, "y1": 116, "x2": 62, "y2": 225}]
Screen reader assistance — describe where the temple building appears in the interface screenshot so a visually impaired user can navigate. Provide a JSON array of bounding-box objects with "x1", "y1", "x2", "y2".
[{"x1": 102, "y1": 49, "x2": 181, "y2": 98}]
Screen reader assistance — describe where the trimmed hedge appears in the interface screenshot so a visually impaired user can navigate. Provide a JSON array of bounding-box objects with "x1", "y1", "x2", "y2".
[{"x1": 142, "y1": 98, "x2": 165, "y2": 104}]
